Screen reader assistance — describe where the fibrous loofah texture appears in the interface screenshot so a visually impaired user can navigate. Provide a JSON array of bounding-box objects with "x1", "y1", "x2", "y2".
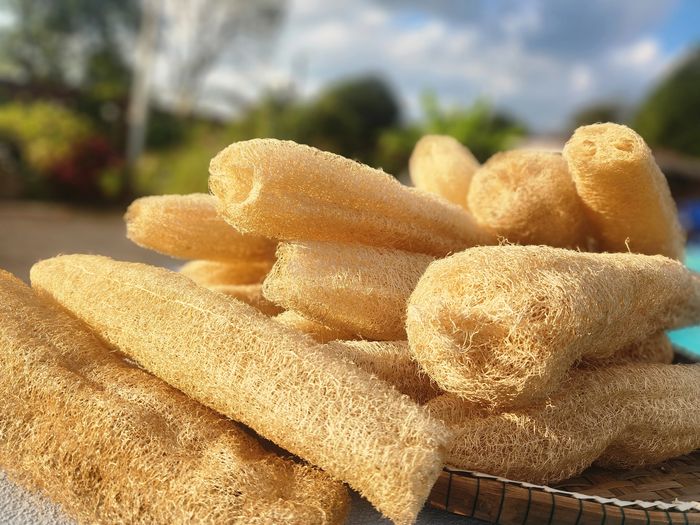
[
  {"x1": 427, "y1": 363, "x2": 700, "y2": 484},
  {"x1": 0, "y1": 269, "x2": 349, "y2": 525},
  {"x1": 408, "y1": 135, "x2": 479, "y2": 208},
  {"x1": 209, "y1": 138, "x2": 495, "y2": 257},
  {"x1": 180, "y1": 259, "x2": 274, "y2": 286},
  {"x1": 263, "y1": 241, "x2": 434, "y2": 340},
  {"x1": 31, "y1": 255, "x2": 451, "y2": 525},
  {"x1": 406, "y1": 245, "x2": 700, "y2": 408},
  {"x1": 210, "y1": 284, "x2": 283, "y2": 316},
  {"x1": 125, "y1": 193, "x2": 276, "y2": 262},
  {"x1": 324, "y1": 341, "x2": 442, "y2": 404},
  {"x1": 581, "y1": 332, "x2": 674, "y2": 368},
  {"x1": 467, "y1": 150, "x2": 589, "y2": 248},
  {"x1": 563, "y1": 123, "x2": 685, "y2": 259},
  {"x1": 274, "y1": 311, "x2": 359, "y2": 343}
]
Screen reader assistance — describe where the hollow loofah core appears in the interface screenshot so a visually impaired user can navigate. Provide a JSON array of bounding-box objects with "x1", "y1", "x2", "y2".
[
  {"x1": 0, "y1": 269, "x2": 349, "y2": 525},
  {"x1": 406, "y1": 245, "x2": 700, "y2": 408}
]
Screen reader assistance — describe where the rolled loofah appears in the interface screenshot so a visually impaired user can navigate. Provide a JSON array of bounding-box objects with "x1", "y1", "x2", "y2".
[
  {"x1": 427, "y1": 363, "x2": 700, "y2": 484},
  {"x1": 274, "y1": 311, "x2": 359, "y2": 343},
  {"x1": 324, "y1": 341, "x2": 442, "y2": 404},
  {"x1": 467, "y1": 150, "x2": 589, "y2": 248},
  {"x1": 406, "y1": 245, "x2": 700, "y2": 408},
  {"x1": 563, "y1": 123, "x2": 685, "y2": 259},
  {"x1": 408, "y1": 135, "x2": 479, "y2": 208},
  {"x1": 263, "y1": 241, "x2": 434, "y2": 340},
  {"x1": 125, "y1": 193, "x2": 276, "y2": 262},
  {"x1": 210, "y1": 284, "x2": 283, "y2": 316},
  {"x1": 209, "y1": 139, "x2": 495, "y2": 257},
  {"x1": 31, "y1": 255, "x2": 452, "y2": 525},
  {"x1": 0, "y1": 269, "x2": 349, "y2": 525},
  {"x1": 581, "y1": 333, "x2": 674, "y2": 368},
  {"x1": 180, "y1": 259, "x2": 274, "y2": 286}
]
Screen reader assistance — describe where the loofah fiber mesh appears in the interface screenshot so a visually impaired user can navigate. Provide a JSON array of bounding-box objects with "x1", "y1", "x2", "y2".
[
  {"x1": 408, "y1": 135, "x2": 479, "y2": 208},
  {"x1": 31, "y1": 255, "x2": 452, "y2": 525},
  {"x1": 125, "y1": 193, "x2": 276, "y2": 262},
  {"x1": 263, "y1": 241, "x2": 434, "y2": 340},
  {"x1": 209, "y1": 139, "x2": 495, "y2": 257},
  {"x1": 467, "y1": 150, "x2": 590, "y2": 248},
  {"x1": 406, "y1": 245, "x2": 700, "y2": 408},
  {"x1": 323, "y1": 341, "x2": 442, "y2": 404},
  {"x1": 209, "y1": 284, "x2": 283, "y2": 316},
  {"x1": 563, "y1": 123, "x2": 685, "y2": 259},
  {"x1": 0, "y1": 269, "x2": 348, "y2": 525},
  {"x1": 581, "y1": 332, "x2": 674, "y2": 368},
  {"x1": 427, "y1": 363, "x2": 700, "y2": 485},
  {"x1": 274, "y1": 311, "x2": 359, "y2": 343},
  {"x1": 180, "y1": 259, "x2": 274, "y2": 286}
]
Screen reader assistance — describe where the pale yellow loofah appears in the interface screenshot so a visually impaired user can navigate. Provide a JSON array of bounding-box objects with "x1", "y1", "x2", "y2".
[
  {"x1": 581, "y1": 333, "x2": 674, "y2": 368},
  {"x1": 274, "y1": 311, "x2": 359, "y2": 343},
  {"x1": 180, "y1": 259, "x2": 274, "y2": 286},
  {"x1": 209, "y1": 284, "x2": 283, "y2": 316}
]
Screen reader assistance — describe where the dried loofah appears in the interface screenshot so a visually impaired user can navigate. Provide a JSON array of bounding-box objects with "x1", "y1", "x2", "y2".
[
  {"x1": 180, "y1": 259, "x2": 274, "y2": 286},
  {"x1": 210, "y1": 284, "x2": 283, "y2": 316},
  {"x1": 274, "y1": 311, "x2": 359, "y2": 343},
  {"x1": 263, "y1": 241, "x2": 434, "y2": 340},
  {"x1": 31, "y1": 255, "x2": 451, "y2": 525},
  {"x1": 427, "y1": 363, "x2": 700, "y2": 484},
  {"x1": 406, "y1": 245, "x2": 700, "y2": 408},
  {"x1": 467, "y1": 150, "x2": 589, "y2": 248},
  {"x1": 0, "y1": 269, "x2": 349, "y2": 525},
  {"x1": 408, "y1": 135, "x2": 479, "y2": 207},
  {"x1": 581, "y1": 332, "x2": 674, "y2": 368},
  {"x1": 209, "y1": 139, "x2": 495, "y2": 257},
  {"x1": 563, "y1": 123, "x2": 685, "y2": 259},
  {"x1": 324, "y1": 340, "x2": 442, "y2": 404},
  {"x1": 125, "y1": 193, "x2": 276, "y2": 262}
]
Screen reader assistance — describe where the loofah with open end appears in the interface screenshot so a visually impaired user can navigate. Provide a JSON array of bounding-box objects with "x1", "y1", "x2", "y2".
[
  {"x1": 563, "y1": 123, "x2": 685, "y2": 259},
  {"x1": 427, "y1": 363, "x2": 700, "y2": 485},
  {"x1": 467, "y1": 150, "x2": 590, "y2": 248},
  {"x1": 125, "y1": 193, "x2": 276, "y2": 262},
  {"x1": 263, "y1": 241, "x2": 434, "y2": 340},
  {"x1": 0, "y1": 269, "x2": 349, "y2": 524},
  {"x1": 408, "y1": 135, "x2": 479, "y2": 208},
  {"x1": 209, "y1": 139, "x2": 495, "y2": 257},
  {"x1": 180, "y1": 259, "x2": 274, "y2": 286},
  {"x1": 31, "y1": 255, "x2": 452, "y2": 525},
  {"x1": 406, "y1": 245, "x2": 700, "y2": 408}
]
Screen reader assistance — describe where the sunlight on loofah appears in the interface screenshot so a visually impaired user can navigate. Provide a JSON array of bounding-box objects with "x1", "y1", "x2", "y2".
[{"x1": 180, "y1": 259, "x2": 274, "y2": 286}]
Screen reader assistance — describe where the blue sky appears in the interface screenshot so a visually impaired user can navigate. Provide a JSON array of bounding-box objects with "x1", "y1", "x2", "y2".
[{"x1": 162, "y1": 0, "x2": 700, "y2": 132}]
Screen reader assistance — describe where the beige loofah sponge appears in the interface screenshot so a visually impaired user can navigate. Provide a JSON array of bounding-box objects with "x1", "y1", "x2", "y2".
[
  {"x1": 263, "y1": 241, "x2": 434, "y2": 340},
  {"x1": 563, "y1": 123, "x2": 685, "y2": 259},
  {"x1": 274, "y1": 310, "x2": 359, "y2": 343},
  {"x1": 408, "y1": 135, "x2": 479, "y2": 207},
  {"x1": 428, "y1": 364, "x2": 700, "y2": 484},
  {"x1": 581, "y1": 332, "x2": 674, "y2": 368},
  {"x1": 125, "y1": 193, "x2": 276, "y2": 262},
  {"x1": 180, "y1": 259, "x2": 274, "y2": 286},
  {"x1": 209, "y1": 284, "x2": 283, "y2": 316},
  {"x1": 209, "y1": 139, "x2": 495, "y2": 257},
  {"x1": 406, "y1": 245, "x2": 700, "y2": 408},
  {"x1": 467, "y1": 150, "x2": 589, "y2": 248},
  {"x1": 31, "y1": 255, "x2": 451, "y2": 525},
  {"x1": 0, "y1": 269, "x2": 349, "y2": 525}
]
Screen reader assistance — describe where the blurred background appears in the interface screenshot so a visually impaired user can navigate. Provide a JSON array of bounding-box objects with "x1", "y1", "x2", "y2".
[{"x1": 0, "y1": 1, "x2": 699, "y2": 278}]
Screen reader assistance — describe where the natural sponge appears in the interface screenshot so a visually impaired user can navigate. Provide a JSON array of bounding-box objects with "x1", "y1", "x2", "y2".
[
  {"x1": 274, "y1": 311, "x2": 359, "y2": 343},
  {"x1": 125, "y1": 193, "x2": 276, "y2": 261},
  {"x1": 581, "y1": 332, "x2": 674, "y2": 368},
  {"x1": 209, "y1": 138, "x2": 494, "y2": 257},
  {"x1": 210, "y1": 284, "x2": 283, "y2": 316},
  {"x1": 263, "y1": 241, "x2": 434, "y2": 340},
  {"x1": 180, "y1": 259, "x2": 273, "y2": 286},
  {"x1": 31, "y1": 255, "x2": 451, "y2": 525},
  {"x1": 0, "y1": 269, "x2": 348, "y2": 524},
  {"x1": 408, "y1": 135, "x2": 479, "y2": 207},
  {"x1": 563, "y1": 123, "x2": 685, "y2": 259},
  {"x1": 428, "y1": 363, "x2": 700, "y2": 484},
  {"x1": 406, "y1": 245, "x2": 700, "y2": 408},
  {"x1": 467, "y1": 150, "x2": 589, "y2": 248}
]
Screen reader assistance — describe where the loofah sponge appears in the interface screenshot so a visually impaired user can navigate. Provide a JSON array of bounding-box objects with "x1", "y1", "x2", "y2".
[
  {"x1": 274, "y1": 310, "x2": 359, "y2": 343},
  {"x1": 180, "y1": 259, "x2": 274, "y2": 286},
  {"x1": 581, "y1": 332, "x2": 674, "y2": 368},
  {"x1": 406, "y1": 245, "x2": 700, "y2": 408},
  {"x1": 563, "y1": 123, "x2": 685, "y2": 259},
  {"x1": 209, "y1": 284, "x2": 283, "y2": 316},
  {"x1": 125, "y1": 193, "x2": 276, "y2": 262},
  {"x1": 209, "y1": 139, "x2": 495, "y2": 257},
  {"x1": 0, "y1": 269, "x2": 349, "y2": 525},
  {"x1": 408, "y1": 135, "x2": 479, "y2": 207},
  {"x1": 428, "y1": 363, "x2": 700, "y2": 484},
  {"x1": 324, "y1": 341, "x2": 442, "y2": 404},
  {"x1": 263, "y1": 241, "x2": 434, "y2": 340},
  {"x1": 467, "y1": 150, "x2": 589, "y2": 248},
  {"x1": 31, "y1": 255, "x2": 452, "y2": 525}
]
